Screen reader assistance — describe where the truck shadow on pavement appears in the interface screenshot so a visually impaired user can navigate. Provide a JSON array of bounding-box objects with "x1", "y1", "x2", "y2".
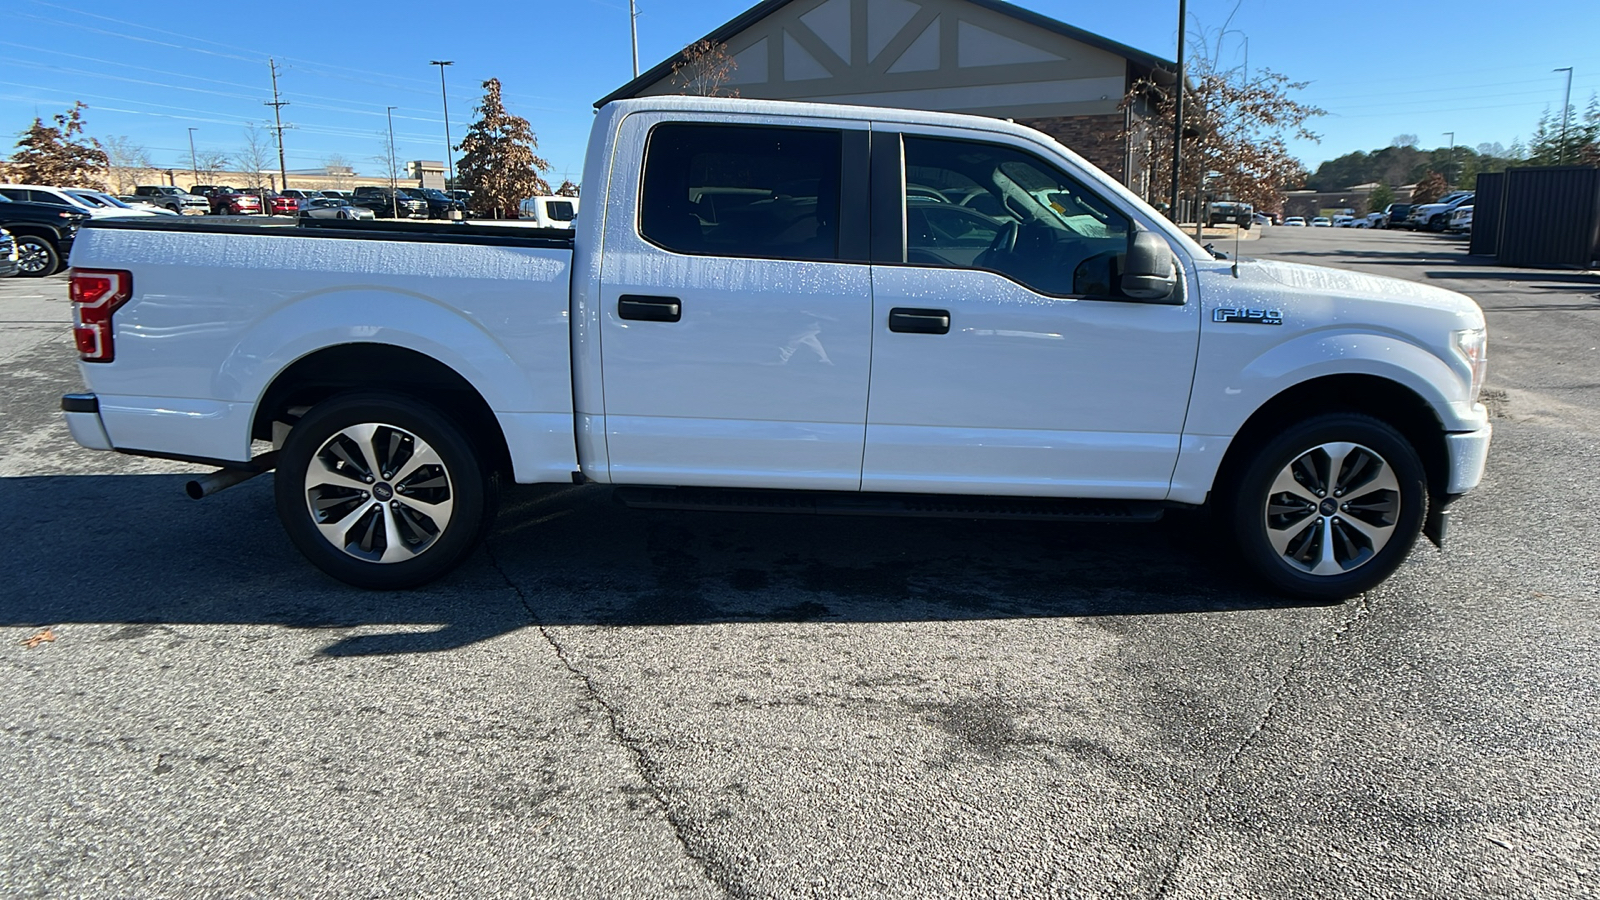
[{"x1": 1, "y1": 475, "x2": 1312, "y2": 657}]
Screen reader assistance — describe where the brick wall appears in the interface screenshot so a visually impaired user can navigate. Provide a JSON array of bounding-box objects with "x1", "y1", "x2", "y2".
[{"x1": 1017, "y1": 114, "x2": 1128, "y2": 183}]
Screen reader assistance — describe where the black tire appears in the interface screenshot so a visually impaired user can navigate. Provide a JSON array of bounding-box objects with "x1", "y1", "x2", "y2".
[
  {"x1": 1428, "y1": 214, "x2": 1446, "y2": 233},
  {"x1": 1226, "y1": 414, "x2": 1427, "y2": 601},
  {"x1": 274, "y1": 391, "x2": 493, "y2": 589},
  {"x1": 14, "y1": 235, "x2": 60, "y2": 277}
]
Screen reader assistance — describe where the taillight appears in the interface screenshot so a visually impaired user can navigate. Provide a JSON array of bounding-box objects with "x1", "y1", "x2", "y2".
[{"x1": 70, "y1": 268, "x2": 133, "y2": 362}]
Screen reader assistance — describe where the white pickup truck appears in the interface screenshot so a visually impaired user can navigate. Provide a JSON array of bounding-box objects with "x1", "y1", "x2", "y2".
[{"x1": 60, "y1": 96, "x2": 1491, "y2": 599}]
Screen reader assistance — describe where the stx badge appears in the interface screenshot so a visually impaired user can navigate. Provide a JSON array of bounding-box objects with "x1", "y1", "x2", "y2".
[{"x1": 1213, "y1": 307, "x2": 1284, "y2": 325}]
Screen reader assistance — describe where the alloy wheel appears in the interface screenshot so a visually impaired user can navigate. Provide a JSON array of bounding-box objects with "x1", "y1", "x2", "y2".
[
  {"x1": 16, "y1": 240, "x2": 52, "y2": 275},
  {"x1": 1263, "y1": 441, "x2": 1400, "y2": 576},
  {"x1": 303, "y1": 422, "x2": 455, "y2": 563}
]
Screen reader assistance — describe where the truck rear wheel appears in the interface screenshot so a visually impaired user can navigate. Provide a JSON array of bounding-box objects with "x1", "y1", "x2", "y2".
[
  {"x1": 1228, "y1": 414, "x2": 1426, "y2": 601},
  {"x1": 274, "y1": 392, "x2": 492, "y2": 589}
]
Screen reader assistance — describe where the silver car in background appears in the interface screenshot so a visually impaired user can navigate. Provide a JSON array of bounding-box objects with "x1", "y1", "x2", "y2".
[{"x1": 297, "y1": 197, "x2": 376, "y2": 220}]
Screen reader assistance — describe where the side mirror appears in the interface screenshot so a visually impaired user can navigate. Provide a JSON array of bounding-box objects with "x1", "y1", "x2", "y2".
[{"x1": 1121, "y1": 230, "x2": 1178, "y2": 302}]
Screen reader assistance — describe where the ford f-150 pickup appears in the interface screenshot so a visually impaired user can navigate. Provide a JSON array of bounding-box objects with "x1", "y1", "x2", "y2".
[{"x1": 59, "y1": 96, "x2": 1492, "y2": 599}]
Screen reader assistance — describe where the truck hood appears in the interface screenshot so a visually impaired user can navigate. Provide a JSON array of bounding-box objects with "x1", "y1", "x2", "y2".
[{"x1": 1244, "y1": 257, "x2": 1482, "y2": 322}]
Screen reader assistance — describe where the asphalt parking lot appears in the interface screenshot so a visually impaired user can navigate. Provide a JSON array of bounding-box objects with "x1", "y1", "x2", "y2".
[{"x1": 2, "y1": 226, "x2": 1596, "y2": 899}]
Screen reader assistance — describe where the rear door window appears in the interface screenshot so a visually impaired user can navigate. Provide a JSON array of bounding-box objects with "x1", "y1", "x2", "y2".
[{"x1": 640, "y1": 123, "x2": 843, "y2": 263}]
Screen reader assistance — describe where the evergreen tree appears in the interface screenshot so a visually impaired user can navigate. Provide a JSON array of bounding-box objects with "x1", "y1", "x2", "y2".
[
  {"x1": 1367, "y1": 183, "x2": 1395, "y2": 212},
  {"x1": 10, "y1": 102, "x2": 109, "y2": 187},
  {"x1": 455, "y1": 78, "x2": 550, "y2": 219}
]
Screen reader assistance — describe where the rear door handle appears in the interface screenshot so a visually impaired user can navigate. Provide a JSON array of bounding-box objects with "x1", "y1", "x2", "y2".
[
  {"x1": 618, "y1": 294, "x2": 682, "y2": 323},
  {"x1": 888, "y1": 307, "x2": 950, "y2": 335}
]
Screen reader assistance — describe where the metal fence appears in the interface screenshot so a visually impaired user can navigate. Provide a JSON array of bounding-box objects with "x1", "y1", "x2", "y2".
[
  {"x1": 1495, "y1": 167, "x2": 1600, "y2": 269},
  {"x1": 1469, "y1": 171, "x2": 1503, "y2": 258}
]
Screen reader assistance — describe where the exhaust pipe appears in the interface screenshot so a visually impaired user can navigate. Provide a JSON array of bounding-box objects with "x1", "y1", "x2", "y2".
[{"x1": 185, "y1": 451, "x2": 279, "y2": 500}]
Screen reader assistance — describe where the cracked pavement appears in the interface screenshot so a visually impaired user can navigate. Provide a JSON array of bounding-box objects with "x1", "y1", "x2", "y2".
[{"x1": 2, "y1": 227, "x2": 1597, "y2": 898}]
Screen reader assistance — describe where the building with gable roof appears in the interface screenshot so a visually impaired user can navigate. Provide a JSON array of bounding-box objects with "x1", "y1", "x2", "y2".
[{"x1": 596, "y1": 0, "x2": 1176, "y2": 199}]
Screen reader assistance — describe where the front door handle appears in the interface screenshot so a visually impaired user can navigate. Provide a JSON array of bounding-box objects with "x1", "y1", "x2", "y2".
[
  {"x1": 618, "y1": 295, "x2": 682, "y2": 322},
  {"x1": 888, "y1": 307, "x2": 950, "y2": 335}
]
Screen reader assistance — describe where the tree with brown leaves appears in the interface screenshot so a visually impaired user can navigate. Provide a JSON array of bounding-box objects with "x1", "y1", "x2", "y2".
[
  {"x1": 671, "y1": 40, "x2": 739, "y2": 97},
  {"x1": 1409, "y1": 171, "x2": 1449, "y2": 206},
  {"x1": 555, "y1": 180, "x2": 580, "y2": 197},
  {"x1": 10, "y1": 102, "x2": 109, "y2": 187},
  {"x1": 455, "y1": 78, "x2": 551, "y2": 219},
  {"x1": 1125, "y1": 35, "x2": 1322, "y2": 220}
]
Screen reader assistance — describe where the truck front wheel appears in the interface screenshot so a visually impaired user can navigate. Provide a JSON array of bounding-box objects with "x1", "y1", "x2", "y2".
[
  {"x1": 274, "y1": 392, "x2": 493, "y2": 589},
  {"x1": 1228, "y1": 414, "x2": 1427, "y2": 601}
]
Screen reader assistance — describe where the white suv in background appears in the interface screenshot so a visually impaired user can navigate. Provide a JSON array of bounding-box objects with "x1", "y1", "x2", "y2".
[{"x1": 0, "y1": 184, "x2": 158, "y2": 218}]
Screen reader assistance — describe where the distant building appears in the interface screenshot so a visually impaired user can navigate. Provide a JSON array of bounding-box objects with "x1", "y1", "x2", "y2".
[
  {"x1": 596, "y1": 0, "x2": 1175, "y2": 194},
  {"x1": 407, "y1": 160, "x2": 446, "y2": 190},
  {"x1": 1283, "y1": 183, "x2": 1417, "y2": 219}
]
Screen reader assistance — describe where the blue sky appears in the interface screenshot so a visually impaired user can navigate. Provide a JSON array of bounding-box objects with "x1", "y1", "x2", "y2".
[{"x1": 3, "y1": 0, "x2": 1597, "y2": 183}]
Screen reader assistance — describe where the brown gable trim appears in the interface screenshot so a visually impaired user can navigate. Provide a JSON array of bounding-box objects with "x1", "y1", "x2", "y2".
[{"x1": 593, "y1": 0, "x2": 1174, "y2": 108}]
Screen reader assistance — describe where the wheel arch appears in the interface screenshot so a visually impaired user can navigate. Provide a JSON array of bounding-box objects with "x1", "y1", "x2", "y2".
[
  {"x1": 253, "y1": 342, "x2": 513, "y2": 478},
  {"x1": 1212, "y1": 373, "x2": 1449, "y2": 502}
]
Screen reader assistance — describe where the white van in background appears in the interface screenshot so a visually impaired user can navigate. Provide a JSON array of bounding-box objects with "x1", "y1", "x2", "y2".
[{"x1": 518, "y1": 195, "x2": 579, "y2": 229}]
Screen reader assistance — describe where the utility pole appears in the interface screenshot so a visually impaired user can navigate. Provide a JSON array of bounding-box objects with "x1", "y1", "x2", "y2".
[
  {"x1": 265, "y1": 59, "x2": 290, "y2": 191},
  {"x1": 1168, "y1": 0, "x2": 1187, "y2": 222},
  {"x1": 630, "y1": 0, "x2": 640, "y2": 78},
  {"x1": 1443, "y1": 131, "x2": 1455, "y2": 186},
  {"x1": 430, "y1": 61, "x2": 455, "y2": 190},
  {"x1": 1555, "y1": 67, "x2": 1574, "y2": 164},
  {"x1": 386, "y1": 106, "x2": 400, "y2": 219},
  {"x1": 186, "y1": 127, "x2": 199, "y2": 184}
]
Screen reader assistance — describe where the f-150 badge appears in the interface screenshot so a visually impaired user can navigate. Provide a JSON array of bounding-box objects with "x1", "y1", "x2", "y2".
[{"x1": 1213, "y1": 307, "x2": 1283, "y2": 325}]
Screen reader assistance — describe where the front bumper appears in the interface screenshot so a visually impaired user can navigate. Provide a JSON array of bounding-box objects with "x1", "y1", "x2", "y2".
[
  {"x1": 61, "y1": 393, "x2": 113, "y2": 451},
  {"x1": 1445, "y1": 422, "x2": 1492, "y2": 494}
]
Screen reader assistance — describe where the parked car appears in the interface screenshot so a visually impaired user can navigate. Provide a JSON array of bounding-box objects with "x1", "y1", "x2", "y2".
[
  {"x1": 280, "y1": 189, "x2": 326, "y2": 204},
  {"x1": 243, "y1": 190, "x2": 298, "y2": 216},
  {"x1": 318, "y1": 189, "x2": 354, "y2": 201},
  {"x1": 1363, "y1": 212, "x2": 1386, "y2": 228},
  {"x1": 446, "y1": 190, "x2": 472, "y2": 204},
  {"x1": 0, "y1": 184, "x2": 152, "y2": 219},
  {"x1": 1251, "y1": 212, "x2": 1272, "y2": 227},
  {"x1": 0, "y1": 192, "x2": 87, "y2": 276},
  {"x1": 1283, "y1": 216, "x2": 1307, "y2": 226},
  {"x1": 398, "y1": 187, "x2": 466, "y2": 219},
  {"x1": 297, "y1": 197, "x2": 376, "y2": 220},
  {"x1": 350, "y1": 187, "x2": 428, "y2": 219},
  {"x1": 197, "y1": 187, "x2": 262, "y2": 216},
  {"x1": 1448, "y1": 205, "x2": 1473, "y2": 233},
  {"x1": 1311, "y1": 216, "x2": 1332, "y2": 227},
  {"x1": 518, "y1": 195, "x2": 580, "y2": 228},
  {"x1": 1206, "y1": 201, "x2": 1253, "y2": 227},
  {"x1": 1407, "y1": 191, "x2": 1474, "y2": 232},
  {"x1": 60, "y1": 95, "x2": 1492, "y2": 602},
  {"x1": 0, "y1": 228, "x2": 19, "y2": 277},
  {"x1": 65, "y1": 189, "x2": 175, "y2": 217},
  {"x1": 132, "y1": 185, "x2": 210, "y2": 215},
  {"x1": 1382, "y1": 204, "x2": 1410, "y2": 229},
  {"x1": 1332, "y1": 215, "x2": 1355, "y2": 227}
]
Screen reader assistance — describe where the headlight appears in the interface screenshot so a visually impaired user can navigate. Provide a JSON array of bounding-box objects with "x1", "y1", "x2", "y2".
[{"x1": 1452, "y1": 328, "x2": 1488, "y2": 403}]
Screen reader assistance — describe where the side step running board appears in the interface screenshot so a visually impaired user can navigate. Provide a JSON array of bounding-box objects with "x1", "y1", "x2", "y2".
[{"x1": 613, "y1": 486, "x2": 1165, "y2": 523}]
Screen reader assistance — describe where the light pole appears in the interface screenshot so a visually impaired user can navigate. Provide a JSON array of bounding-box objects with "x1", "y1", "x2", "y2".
[
  {"x1": 430, "y1": 60, "x2": 455, "y2": 190},
  {"x1": 630, "y1": 0, "x2": 640, "y2": 78},
  {"x1": 386, "y1": 106, "x2": 400, "y2": 219},
  {"x1": 187, "y1": 127, "x2": 198, "y2": 184},
  {"x1": 1443, "y1": 131, "x2": 1455, "y2": 186},
  {"x1": 1168, "y1": 0, "x2": 1187, "y2": 220},
  {"x1": 1555, "y1": 67, "x2": 1574, "y2": 164}
]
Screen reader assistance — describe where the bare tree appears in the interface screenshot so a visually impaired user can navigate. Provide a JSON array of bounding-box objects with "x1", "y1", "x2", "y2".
[
  {"x1": 192, "y1": 149, "x2": 231, "y2": 186},
  {"x1": 102, "y1": 135, "x2": 156, "y2": 194},
  {"x1": 671, "y1": 40, "x2": 739, "y2": 97},
  {"x1": 323, "y1": 152, "x2": 354, "y2": 189},
  {"x1": 235, "y1": 124, "x2": 275, "y2": 191}
]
